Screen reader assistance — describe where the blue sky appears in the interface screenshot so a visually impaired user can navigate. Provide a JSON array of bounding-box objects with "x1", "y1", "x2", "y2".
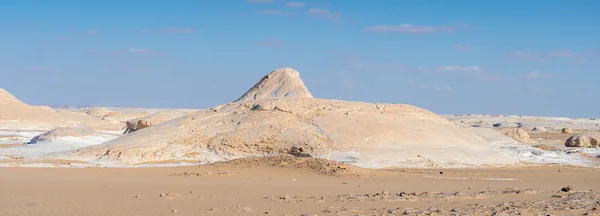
[{"x1": 0, "y1": 0, "x2": 598, "y2": 117}]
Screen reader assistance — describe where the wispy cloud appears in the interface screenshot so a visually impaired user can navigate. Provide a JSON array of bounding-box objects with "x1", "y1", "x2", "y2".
[
  {"x1": 420, "y1": 65, "x2": 555, "y2": 82},
  {"x1": 259, "y1": 10, "x2": 293, "y2": 15},
  {"x1": 91, "y1": 48, "x2": 159, "y2": 56},
  {"x1": 22, "y1": 66, "x2": 57, "y2": 73},
  {"x1": 307, "y1": 8, "x2": 341, "y2": 19},
  {"x1": 246, "y1": 0, "x2": 275, "y2": 2},
  {"x1": 126, "y1": 48, "x2": 156, "y2": 54},
  {"x1": 285, "y1": 1, "x2": 305, "y2": 7},
  {"x1": 531, "y1": 86, "x2": 548, "y2": 92},
  {"x1": 85, "y1": 30, "x2": 100, "y2": 35},
  {"x1": 428, "y1": 65, "x2": 491, "y2": 79},
  {"x1": 366, "y1": 24, "x2": 468, "y2": 34},
  {"x1": 257, "y1": 39, "x2": 287, "y2": 47},
  {"x1": 339, "y1": 55, "x2": 405, "y2": 73},
  {"x1": 408, "y1": 81, "x2": 453, "y2": 92},
  {"x1": 454, "y1": 45, "x2": 475, "y2": 50},
  {"x1": 509, "y1": 51, "x2": 547, "y2": 62},
  {"x1": 509, "y1": 50, "x2": 597, "y2": 63},
  {"x1": 140, "y1": 27, "x2": 195, "y2": 34},
  {"x1": 524, "y1": 71, "x2": 557, "y2": 79}
]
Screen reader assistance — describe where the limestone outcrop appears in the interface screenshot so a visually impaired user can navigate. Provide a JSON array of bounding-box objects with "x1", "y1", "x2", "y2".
[
  {"x1": 235, "y1": 67, "x2": 313, "y2": 102},
  {"x1": 499, "y1": 128, "x2": 530, "y2": 143}
]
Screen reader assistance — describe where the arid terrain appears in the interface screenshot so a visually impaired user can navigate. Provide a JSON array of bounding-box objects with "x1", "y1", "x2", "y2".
[
  {"x1": 2, "y1": 157, "x2": 600, "y2": 216},
  {"x1": 1, "y1": 68, "x2": 600, "y2": 215}
]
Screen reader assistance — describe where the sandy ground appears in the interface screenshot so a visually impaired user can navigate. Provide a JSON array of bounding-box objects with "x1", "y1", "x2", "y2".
[{"x1": 1, "y1": 156, "x2": 600, "y2": 216}]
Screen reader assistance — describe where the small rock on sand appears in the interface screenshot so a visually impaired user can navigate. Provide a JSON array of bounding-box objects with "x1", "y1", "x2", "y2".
[
  {"x1": 562, "y1": 128, "x2": 573, "y2": 134},
  {"x1": 561, "y1": 185, "x2": 574, "y2": 192}
]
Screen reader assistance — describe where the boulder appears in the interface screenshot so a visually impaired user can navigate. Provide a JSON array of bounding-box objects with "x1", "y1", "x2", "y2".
[
  {"x1": 562, "y1": 128, "x2": 573, "y2": 134},
  {"x1": 565, "y1": 135, "x2": 600, "y2": 148},
  {"x1": 499, "y1": 128, "x2": 530, "y2": 143}
]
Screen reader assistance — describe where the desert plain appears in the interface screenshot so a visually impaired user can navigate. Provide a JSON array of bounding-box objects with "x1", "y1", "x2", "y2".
[{"x1": 1, "y1": 68, "x2": 600, "y2": 216}]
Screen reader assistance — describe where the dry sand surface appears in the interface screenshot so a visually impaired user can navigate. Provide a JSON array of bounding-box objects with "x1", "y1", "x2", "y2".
[{"x1": 1, "y1": 157, "x2": 600, "y2": 216}]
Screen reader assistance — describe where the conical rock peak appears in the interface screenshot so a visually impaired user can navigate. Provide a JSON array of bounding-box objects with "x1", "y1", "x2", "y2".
[{"x1": 235, "y1": 67, "x2": 313, "y2": 102}]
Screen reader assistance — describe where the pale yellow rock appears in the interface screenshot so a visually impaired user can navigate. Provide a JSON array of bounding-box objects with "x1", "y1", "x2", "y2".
[
  {"x1": 235, "y1": 67, "x2": 313, "y2": 102},
  {"x1": 57, "y1": 110, "x2": 124, "y2": 131},
  {"x1": 0, "y1": 89, "x2": 82, "y2": 130},
  {"x1": 123, "y1": 110, "x2": 196, "y2": 133},
  {"x1": 60, "y1": 99, "x2": 516, "y2": 167},
  {"x1": 101, "y1": 111, "x2": 149, "y2": 123},
  {"x1": 499, "y1": 128, "x2": 530, "y2": 143},
  {"x1": 562, "y1": 128, "x2": 573, "y2": 134},
  {"x1": 51, "y1": 68, "x2": 519, "y2": 167},
  {"x1": 85, "y1": 107, "x2": 113, "y2": 118}
]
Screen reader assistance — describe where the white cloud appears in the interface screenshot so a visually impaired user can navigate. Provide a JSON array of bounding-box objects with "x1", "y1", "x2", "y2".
[
  {"x1": 509, "y1": 50, "x2": 597, "y2": 63},
  {"x1": 454, "y1": 45, "x2": 475, "y2": 50},
  {"x1": 420, "y1": 65, "x2": 555, "y2": 82},
  {"x1": 246, "y1": 0, "x2": 275, "y2": 2},
  {"x1": 22, "y1": 66, "x2": 57, "y2": 73},
  {"x1": 259, "y1": 10, "x2": 293, "y2": 15},
  {"x1": 126, "y1": 48, "x2": 156, "y2": 54},
  {"x1": 408, "y1": 81, "x2": 453, "y2": 92},
  {"x1": 341, "y1": 55, "x2": 404, "y2": 72},
  {"x1": 285, "y1": 1, "x2": 305, "y2": 7},
  {"x1": 85, "y1": 30, "x2": 99, "y2": 35},
  {"x1": 90, "y1": 48, "x2": 158, "y2": 56},
  {"x1": 509, "y1": 51, "x2": 547, "y2": 61},
  {"x1": 547, "y1": 50, "x2": 577, "y2": 58},
  {"x1": 524, "y1": 71, "x2": 556, "y2": 79},
  {"x1": 257, "y1": 39, "x2": 287, "y2": 47},
  {"x1": 307, "y1": 8, "x2": 341, "y2": 19},
  {"x1": 531, "y1": 86, "x2": 547, "y2": 92},
  {"x1": 141, "y1": 28, "x2": 194, "y2": 34},
  {"x1": 429, "y1": 65, "x2": 488, "y2": 77},
  {"x1": 366, "y1": 24, "x2": 468, "y2": 34}
]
